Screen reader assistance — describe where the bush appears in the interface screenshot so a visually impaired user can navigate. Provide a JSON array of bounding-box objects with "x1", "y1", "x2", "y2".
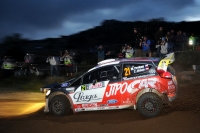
[{"x1": 175, "y1": 51, "x2": 200, "y2": 70}]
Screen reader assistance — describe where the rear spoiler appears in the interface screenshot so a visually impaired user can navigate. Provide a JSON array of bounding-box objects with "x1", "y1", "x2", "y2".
[{"x1": 157, "y1": 52, "x2": 175, "y2": 72}]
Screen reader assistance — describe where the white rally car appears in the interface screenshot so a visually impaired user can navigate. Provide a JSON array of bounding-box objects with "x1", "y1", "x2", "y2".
[{"x1": 40, "y1": 53, "x2": 177, "y2": 118}]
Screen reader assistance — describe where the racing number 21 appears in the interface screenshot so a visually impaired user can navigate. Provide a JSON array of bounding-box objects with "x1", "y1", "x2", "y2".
[{"x1": 124, "y1": 67, "x2": 131, "y2": 76}]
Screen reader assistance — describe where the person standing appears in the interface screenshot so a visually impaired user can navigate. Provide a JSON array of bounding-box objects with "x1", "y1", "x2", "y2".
[
  {"x1": 165, "y1": 31, "x2": 174, "y2": 53},
  {"x1": 105, "y1": 51, "x2": 112, "y2": 59},
  {"x1": 58, "y1": 51, "x2": 64, "y2": 76},
  {"x1": 62, "y1": 50, "x2": 73, "y2": 77},
  {"x1": 122, "y1": 44, "x2": 134, "y2": 58},
  {"x1": 46, "y1": 55, "x2": 59, "y2": 77},
  {"x1": 97, "y1": 45, "x2": 105, "y2": 62},
  {"x1": 24, "y1": 53, "x2": 32, "y2": 76},
  {"x1": 139, "y1": 36, "x2": 151, "y2": 57},
  {"x1": 188, "y1": 33, "x2": 195, "y2": 50},
  {"x1": 24, "y1": 53, "x2": 32, "y2": 63},
  {"x1": 182, "y1": 32, "x2": 188, "y2": 51},
  {"x1": 132, "y1": 28, "x2": 141, "y2": 56},
  {"x1": 160, "y1": 37, "x2": 168, "y2": 58},
  {"x1": 155, "y1": 27, "x2": 164, "y2": 57}
]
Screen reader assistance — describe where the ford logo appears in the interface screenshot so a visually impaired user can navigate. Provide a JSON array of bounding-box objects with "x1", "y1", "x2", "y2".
[
  {"x1": 107, "y1": 99, "x2": 118, "y2": 104},
  {"x1": 61, "y1": 82, "x2": 69, "y2": 87}
]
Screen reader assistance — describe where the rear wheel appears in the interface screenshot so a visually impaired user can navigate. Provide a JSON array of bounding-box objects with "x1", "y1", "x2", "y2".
[
  {"x1": 137, "y1": 92, "x2": 162, "y2": 118},
  {"x1": 50, "y1": 95, "x2": 71, "y2": 116}
]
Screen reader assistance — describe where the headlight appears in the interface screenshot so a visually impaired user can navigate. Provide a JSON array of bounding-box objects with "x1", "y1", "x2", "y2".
[
  {"x1": 41, "y1": 88, "x2": 51, "y2": 95},
  {"x1": 43, "y1": 88, "x2": 49, "y2": 93},
  {"x1": 46, "y1": 89, "x2": 51, "y2": 96}
]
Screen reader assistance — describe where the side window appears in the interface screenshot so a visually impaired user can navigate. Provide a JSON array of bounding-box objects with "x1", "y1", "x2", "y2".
[
  {"x1": 82, "y1": 65, "x2": 121, "y2": 85},
  {"x1": 71, "y1": 78, "x2": 81, "y2": 86},
  {"x1": 99, "y1": 65, "x2": 120, "y2": 81},
  {"x1": 122, "y1": 63, "x2": 152, "y2": 77},
  {"x1": 82, "y1": 72, "x2": 92, "y2": 85}
]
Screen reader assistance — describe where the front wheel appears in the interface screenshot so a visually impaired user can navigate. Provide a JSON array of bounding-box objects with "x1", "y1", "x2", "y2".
[
  {"x1": 137, "y1": 92, "x2": 162, "y2": 118},
  {"x1": 50, "y1": 95, "x2": 71, "y2": 116}
]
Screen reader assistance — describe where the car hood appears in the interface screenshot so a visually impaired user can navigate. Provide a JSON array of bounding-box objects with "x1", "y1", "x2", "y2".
[{"x1": 41, "y1": 78, "x2": 76, "y2": 92}]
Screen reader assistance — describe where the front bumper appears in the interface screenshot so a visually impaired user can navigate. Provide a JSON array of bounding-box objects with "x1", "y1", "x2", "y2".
[{"x1": 44, "y1": 98, "x2": 50, "y2": 113}]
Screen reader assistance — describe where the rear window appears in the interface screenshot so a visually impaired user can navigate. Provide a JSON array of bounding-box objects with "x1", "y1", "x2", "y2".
[{"x1": 122, "y1": 64, "x2": 153, "y2": 77}]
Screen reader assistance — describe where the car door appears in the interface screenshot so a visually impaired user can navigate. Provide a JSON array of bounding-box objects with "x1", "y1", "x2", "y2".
[
  {"x1": 69, "y1": 65, "x2": 121, "y2": 111},
  {"x1": 120, "y1": 63, "x2": 157, "y2": 105},
  {"x1": 99, "y1": 65, "x2": 123, "y2": 109}
]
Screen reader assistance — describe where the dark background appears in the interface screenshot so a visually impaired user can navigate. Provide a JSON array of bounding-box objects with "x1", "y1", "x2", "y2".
[{"x1": 0, "y1": 19, "x2": 200, "y2": 64}]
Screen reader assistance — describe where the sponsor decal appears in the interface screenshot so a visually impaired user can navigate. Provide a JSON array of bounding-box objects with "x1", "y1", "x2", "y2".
[
  {"x1": 98, "y1": 104, "x2": 108, "y2": 107},
  {"x1": 123, "y1": 98, "x2": 131, "y2": 104},
  {"x1": 73, "y1": 92, "x2": 102, "y2": 102},
  {"x1": 123, "y1": 74, "x2": 156, "y2": 80},
  {"x1": 89, "y1": 82, "x2": 104, "y2": 89},
  {"x1": 148, "y1": 69, "x2": 156, "y2": 74},
  {"x1": 108, "y1": 106, "x2": 119, "y2": 109},
  {"x1": 107, "y1": 99, "x2": 118, "y2": 104},
  {"x1": 75, "y1": 108, "x2": 85, "y2": 112},
  {"x1": 81, "y1": 82, "x2": 104, "y2": 91},
  {"x1": 168, "y1": 85, "x2": 175, "y2": 91},
  {"x1": 168, "y1": 81, "x2": 173, "y2": 85},
  {"x1": 82, "y1": 103, "x2": 97, "y2": 108},
  {"x1": 97, "y1": 107, "x2": 105, "y2": 110},
  {"x1": 81, "y1": 85, "x2": 87, "y2": 91},
  {"x1": 131, "y1": 64, "x2": 149, "y2": 73},
  {"x1": 61, "y1": 82, "x2": 69, "y2": 87},
  {"x1": 106, "y1": 78, "x2": 157, "y2": 97}
]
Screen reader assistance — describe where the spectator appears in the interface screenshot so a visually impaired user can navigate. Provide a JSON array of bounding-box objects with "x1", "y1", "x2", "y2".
[
  {"x1": 179, "y1": 30, "x2": 185, "y2": 51},
  {"x1": 170, "y1": 29, "x2": 176, "y2": 52},
  {"x1": 155, "y1": 27, "x2": 164, "y2": 57},
  {"x1": 188, "y1": 33, "x2": 195, "y2": 50},
  {"x1": 160, "y1": 37, "x2": 168, "y2": 58},
  {"x1": 121, "y1": 45, "x2": 126, "y2": 57},
  {"x1": 165, "y1": 31, "x2": 174, "y2": 53},
  {"x1": 105, "y1": 51, "x2": 112, "y2": 59},
  {"x1": 59, "y1": 51, "x2": 64, "y2": 64},
  {"x1": 118, "y1": 50, "x2": 124, "y2": 59},
  {"x1": 175, "y1": 30, "x2": 184, "y2": 51},
  {"x1": 139, "y1": 36, "x2": 151, "y2": 57},
  {"x1": 46, "y1": 55, "x2": 59, "y2": 77},
  {"x1": 62, "y1": 50, "x2": 73, "y2": 77},
  {"x1": 97, "y1": 45, "x2": 105, "y2": 62},
  {"x1": 24, "y1": 53, "x2": 32, "y2": 63},
  {"x1": 1, "y1": 56, "x2": 16, "y2": 78},
  {"x1": 182, "y1": 32, "x2": 188, "y2": 51},
  {"x1": 58, "y1": 51, "x2": 65, "y2": 75},
  {"x1": 118, "y1": 45, "x2": 125, "y2": 58},
  {"x1": 24, "y1": 53, "x2": 32, "y2": 76},
  {"x1": 122, "y1": 44, "x2": 134, "y2": 58},
  {"x1": 132, "y1": 28, "x2": 142, "y2": 55},
  {"x1": 133, "y1": 28, "x2": 142, "y2": 45}
]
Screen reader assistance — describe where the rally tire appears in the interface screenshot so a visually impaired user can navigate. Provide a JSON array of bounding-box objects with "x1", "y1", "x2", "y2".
[
  {"x1": 137, "y1": 92, "x2": 162, "y2": 118},
  {"x1": 50, "y1": 95, "x2": 71, "y2": 116}
]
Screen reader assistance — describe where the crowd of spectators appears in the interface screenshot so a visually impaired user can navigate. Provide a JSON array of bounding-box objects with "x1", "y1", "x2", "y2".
[{"x1": 97, "y1": 26, "x2": 199, "y2": 62}]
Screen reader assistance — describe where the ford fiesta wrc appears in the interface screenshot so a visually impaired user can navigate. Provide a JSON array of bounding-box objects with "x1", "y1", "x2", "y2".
[{"x1": 40, "y1": 53, "x2": 177, "y2": 118}]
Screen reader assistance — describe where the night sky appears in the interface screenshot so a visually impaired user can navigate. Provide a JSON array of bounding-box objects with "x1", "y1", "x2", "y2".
[{"x1": 0, "y1": 0, "x2": 200, "y2": 41}]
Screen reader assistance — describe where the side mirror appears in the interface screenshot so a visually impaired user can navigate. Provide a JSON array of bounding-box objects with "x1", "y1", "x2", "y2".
[{"x1": 92, "y1": 79, "x2": 97, "y2": 85}]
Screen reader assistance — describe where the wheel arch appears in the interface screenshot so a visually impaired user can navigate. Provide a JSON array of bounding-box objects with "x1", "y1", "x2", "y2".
[
  {"x1": 48, "y1": 91, "x2": 73, "y2": 112},
  {"x1": 135, "y1": 88, "x2": 163, "y2": 109}
]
